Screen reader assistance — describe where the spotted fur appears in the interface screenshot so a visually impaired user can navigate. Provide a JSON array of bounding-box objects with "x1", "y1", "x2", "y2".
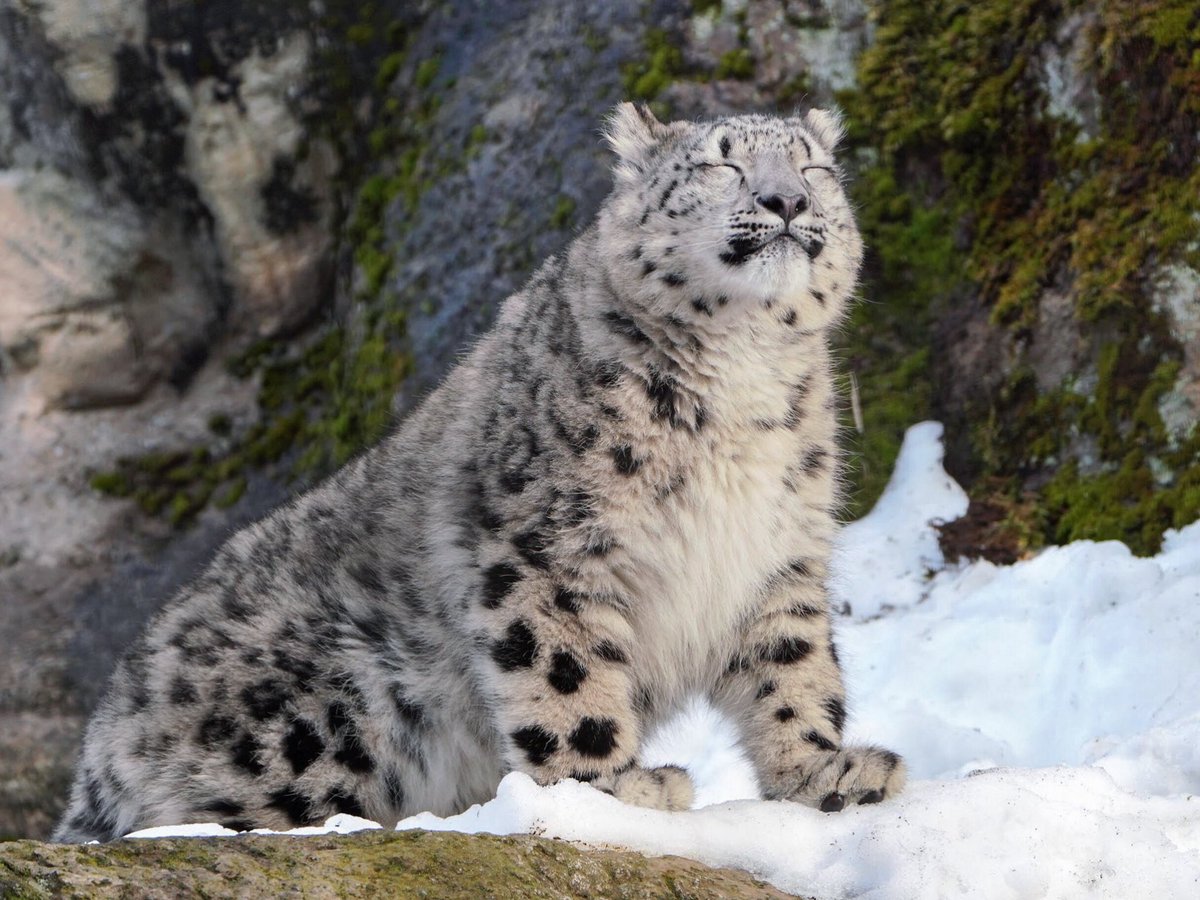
[{"x1": 54, "y1": 104, "x2": 903, "y2": 842}]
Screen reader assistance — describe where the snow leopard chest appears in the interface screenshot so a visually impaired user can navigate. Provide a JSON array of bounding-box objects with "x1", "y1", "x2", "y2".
[{"x1": 619, "y1": 426, "x2": 813, "y2": 704}]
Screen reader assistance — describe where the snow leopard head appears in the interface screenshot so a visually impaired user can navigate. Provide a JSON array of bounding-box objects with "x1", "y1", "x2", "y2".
[{"x1": 599, "y1": 104, "x2": 862, "y2": 331}]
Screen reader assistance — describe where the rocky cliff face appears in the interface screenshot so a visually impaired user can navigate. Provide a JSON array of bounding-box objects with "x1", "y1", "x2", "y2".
[{"x1": 0, "y1": 0, "x2": 1196, "y2": 839}]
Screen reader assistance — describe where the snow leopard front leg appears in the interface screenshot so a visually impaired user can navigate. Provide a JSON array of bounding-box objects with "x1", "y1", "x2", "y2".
[
  {"x1": 473, "y1": 565, "x2": 693, "y2": 811},
  {"x1": 711, "y1": 558, "x2": 905, "y2": 811}
]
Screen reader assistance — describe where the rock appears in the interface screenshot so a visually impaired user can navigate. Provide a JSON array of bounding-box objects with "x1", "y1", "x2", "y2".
[
  {"x1": 1038, "y1": 9, "x2": 1101, "y2": 140},
  {"x1": 0, "y1": 0, "x2": 342, "y2": 839},
  {"x1": 0, "y1": 168, "x2": 152, "y2": 409},
  {"x1": 1027, "y1": 288, "x2": 1089, "y2": 395},
  {"x1": 1154, "y1": 263, "x2": 1200, "y2": 443},
  {"x1": 33, "y1": 311, "x2": 153, "y2": 410},
  {"x1": 0, "y1": 166, "x2": 225, "y2": 410},
  {"x1": 0, "y1": 830, "x2": 797, "y2": 899},
  {"x1": 0, "y1": 714, "x2": 77, "y2": 841},
  {"x1": 0, "y1": 164, "x2": 226, "y2": 410},
  {"x1": 15, "y1": 0, "x2": 146, "y2": 110},
  {"x1": 173, "y1": 31, "x2": 336, "y2": 338},
  {"x1": 375, "y1": 0, "x2": 655, "y2": 394},
  {"x1": 749, "y1": 0, "x2": 871, "y2": 96}
]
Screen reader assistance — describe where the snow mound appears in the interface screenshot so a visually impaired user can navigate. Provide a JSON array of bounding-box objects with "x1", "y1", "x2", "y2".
[{"x1": 398, "y1": 768, "x2": 1199, "y2": 899}]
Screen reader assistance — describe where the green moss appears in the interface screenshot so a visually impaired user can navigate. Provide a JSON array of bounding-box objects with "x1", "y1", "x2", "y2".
[
  {"x1": 1043, "y1": 433, "x2": 1200, "y2": 553},
  {"x1": 214, "y1": 478, "x2": 247, "y2": 509},
  {"x1": 356, "y1": 243, "x2": 395, "y2": 299},
  {"x1": 692, "y1": 0, "x2": 723, "y2": 17},
  {"x1": 1026, "y1": 341, "x2": 1199, "y2": 553},
  {"x1": 856, "y1": 0, "x2": 1199, "y2": 328},
  {"x1": 89, "y1": 471, "x2": 131, "y2": 497},
  {"x1": 134, "y1": 450, "x2": 190, "y2": 476},
  {"x1": 168, "y1": 492, "x2": 195, "y2": 527},
  {"x1": 549, "y1": 194, "x2": 576, "y2": 230},
  {"x1": 134, "y1": 487, "x2": 168, "y2": 516},
  {"x1": 414, "y1": 54, "x2": 441, "y2": 90},
  {"x1": 246, "y1": 412, "x2": 305, "y2": 466},
  {"x1": 714, "y1": 48, "x2": 755, "y2": 80},
  {"x1": 581, "y1": 24, "x2": 610, "y2": 53},
  {"x1": 466, "y1": 123, "x2": 489, "y2": 159},
  {"x1": 345, "y1": 23, "x2": 375, "y2": 46},
  {"x1": 226, "y1": 338, "x2": 274, "y2": 379},
  {"x1": 375, "y1": 51, "x2": 407, "y2": 90},
  {"x1": 207, "y1": 413, "x2": 232, "y2": 436},
  {"x1": 1146, "y1": 2, "x2": 1197, "y2": 46},
  {"x1": 622, "y1": 28, "x2": 686, "y2": 102},
  {"x1": 385, "y1": 20, "x2": 407, "y2": 48}
]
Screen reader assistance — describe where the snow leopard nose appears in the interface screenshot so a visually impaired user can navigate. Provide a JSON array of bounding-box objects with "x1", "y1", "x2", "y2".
[{"x1": 756, "y1": 192, "x2": 808, "y2": 225}]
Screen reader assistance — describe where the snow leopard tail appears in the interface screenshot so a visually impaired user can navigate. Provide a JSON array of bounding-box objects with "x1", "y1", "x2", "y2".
[{"x1": 51, "y1": 763, "x2": 126, "y2": 843}]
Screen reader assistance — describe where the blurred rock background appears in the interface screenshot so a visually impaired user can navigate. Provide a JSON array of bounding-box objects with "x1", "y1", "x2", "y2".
[{"x1": 0, "y1": 0, "x2": 1195, "y2": 838}]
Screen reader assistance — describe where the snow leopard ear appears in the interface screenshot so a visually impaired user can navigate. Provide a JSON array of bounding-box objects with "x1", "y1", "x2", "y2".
[
  {"x1": 604, "y1": 102, "x2": 671, "y2": 179},
  {"x1": 804, "y1": 107, "x2": 847, "y2": 153}
]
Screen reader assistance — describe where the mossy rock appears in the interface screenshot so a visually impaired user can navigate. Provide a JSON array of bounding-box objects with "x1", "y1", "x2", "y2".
[
  {"x1": 0, "y1": 830, "x2": 797, "y2": 899},
  {"x1": 835, "y1": 0, "x2": 1200, "y2": 552}
]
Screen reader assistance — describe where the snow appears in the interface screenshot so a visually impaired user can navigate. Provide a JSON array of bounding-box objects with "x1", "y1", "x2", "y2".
[
  {"x1": 397, "y1": 769, "x2": 1200, "y2": 898},
  {"x1": 126, "y1": 813, "x2": 381, "y2": 840},
  {"x1": 123, "y1": 421, "x2": 1200, "y2": 898},
  {"x1": 833, "y1": 420, "x2": 969, "y2": 620}
]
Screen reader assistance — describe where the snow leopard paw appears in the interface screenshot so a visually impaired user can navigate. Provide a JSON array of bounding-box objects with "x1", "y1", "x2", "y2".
[
  {"x1": 591, "y1": 764, "x2": 695, "y2": 811},
  {"x1": 778, "y1": 745, "x2": 906, "y2": 811}
]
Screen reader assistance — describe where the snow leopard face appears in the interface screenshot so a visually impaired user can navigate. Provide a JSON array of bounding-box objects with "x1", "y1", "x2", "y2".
[{"x1": 600, "y1": 104, "x2": 862, "y2": 331}]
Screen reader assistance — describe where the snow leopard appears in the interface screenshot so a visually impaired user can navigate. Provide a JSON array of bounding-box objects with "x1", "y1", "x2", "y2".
[{"x1": 54, "y1": 104, "x2": 905, "y2": 842}]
